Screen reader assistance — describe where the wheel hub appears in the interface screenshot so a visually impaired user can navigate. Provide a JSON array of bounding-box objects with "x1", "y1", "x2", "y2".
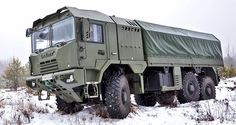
[
  {"x1": 121, "y1": 89, "x2": 127, "y2": 104},
  {"x1": 205, "y1": 85, "x2": 212, "y2": 96},
  {"x1": 188, "y1": 82, "x2": 195, "y2": 94}
]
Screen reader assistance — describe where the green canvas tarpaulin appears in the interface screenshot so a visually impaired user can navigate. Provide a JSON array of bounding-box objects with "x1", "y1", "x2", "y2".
[{"x1": 136, "y1": 20, "x2": 223, "y2": 66}]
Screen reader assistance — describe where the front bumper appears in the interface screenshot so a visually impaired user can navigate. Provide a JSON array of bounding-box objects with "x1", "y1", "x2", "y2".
[
  {"x1": 26, "y1": 69, "x2": 85, "y2": 103},
  {"x1": 26, "y1": 69, "x2": 76, "y2": 88}
]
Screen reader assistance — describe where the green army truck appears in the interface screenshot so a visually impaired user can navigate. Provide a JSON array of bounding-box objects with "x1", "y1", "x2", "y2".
[{"x1": 26, "y1": 7, "x2": 223, "y2": 119}]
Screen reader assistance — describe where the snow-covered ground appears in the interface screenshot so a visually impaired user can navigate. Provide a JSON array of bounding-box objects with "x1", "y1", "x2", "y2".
[{"x1": 0, "y1": 78, "x2": 236, "y2": 125}]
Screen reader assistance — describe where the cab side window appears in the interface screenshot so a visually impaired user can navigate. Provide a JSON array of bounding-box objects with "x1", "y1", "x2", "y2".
[{"x1": 88, "y1": 23, "x2": 103, "y2": 43}]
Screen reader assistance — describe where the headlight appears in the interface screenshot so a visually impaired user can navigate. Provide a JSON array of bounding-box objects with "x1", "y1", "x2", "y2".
[
  {"x1": 66, "y1": 75, "x2": 74, "y2": 83},
  {"x1": 32, "y1": 82, "x2": 36, "y2": 87}
]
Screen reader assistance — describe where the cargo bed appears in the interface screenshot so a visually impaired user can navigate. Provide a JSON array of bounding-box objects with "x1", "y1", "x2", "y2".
[{"x1": 136, "y1": 20, "x2": 223, "y2": 67}]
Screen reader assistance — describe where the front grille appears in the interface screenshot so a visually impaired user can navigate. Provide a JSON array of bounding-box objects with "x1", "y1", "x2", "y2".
[{"x1": 40, "y1": 59, "x2": 58, "y2": 74}]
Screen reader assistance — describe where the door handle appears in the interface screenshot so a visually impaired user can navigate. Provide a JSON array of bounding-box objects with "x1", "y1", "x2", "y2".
[
  {"x1": 111, "y1": 52, "x2": 117, "y2": 55},
  {"x1": 98, "y1": 50, "x2": 105, "y2": 55}
]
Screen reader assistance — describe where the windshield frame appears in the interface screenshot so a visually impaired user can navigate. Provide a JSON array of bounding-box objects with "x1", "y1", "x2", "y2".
[
  {"x1": 52, "y1": 17, "x2": 76, "y2": 46},
  {"x1": 32, "y1": 26, "x2": 50, "y2": 52},
  {"x1": 31, "y1": 16, "x2": 76, "y2": 52}
]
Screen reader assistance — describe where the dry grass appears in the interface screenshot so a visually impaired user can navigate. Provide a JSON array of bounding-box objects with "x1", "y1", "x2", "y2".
[
  {"x1": 192, "y1": 99, "x2": 236, "y2": 123},
  {"x1": 1, "y1": 97, "x2": 49, "y2": 125},
  {"x1": 0, "y1": 99, "x2": 5, "y2": 108},
  {"x1": 94, "y1": 104, "x2": 108, "y2": 118}
]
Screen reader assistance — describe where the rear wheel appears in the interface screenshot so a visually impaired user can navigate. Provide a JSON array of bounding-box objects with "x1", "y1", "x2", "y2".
[
  {"x1": 134, "y1": 93, "x2": 157, "y2": 106},
  {"x1": 56, "y1": 97, "x2": 83, "y2": 114},
  {"x1": 199, "y1": 76, "x2": 216, "y2": 100},
  {"x1": 177, "y1": 72, "x2": 200, "y2": 103},
  {"x1": 156, "y1": 92, "x2": 175, "y2": 105},
  {"x1": 105, "y1": 72, "x2": 131, "y2": 119}
]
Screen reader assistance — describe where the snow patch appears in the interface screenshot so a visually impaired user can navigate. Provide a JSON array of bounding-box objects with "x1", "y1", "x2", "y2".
[{"x1": 0, "y1": 78, "x2": 236, "y2": 125}]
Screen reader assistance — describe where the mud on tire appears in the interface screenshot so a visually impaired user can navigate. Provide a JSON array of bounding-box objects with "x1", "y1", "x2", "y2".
[{"x1": 105, "y1": 71, "x2": 131, "y2": 119}]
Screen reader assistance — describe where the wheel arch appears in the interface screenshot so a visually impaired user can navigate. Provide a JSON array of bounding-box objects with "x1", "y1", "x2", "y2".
[
  {"x1": 201, "y1": 67, "x2": 219, "y2": 86},
  {"x1": 99, "y1": 61, "x2": 146, "y2": 97},
  {"x1": 97, "y1": 61, "x2": 146, "y2": 83}
]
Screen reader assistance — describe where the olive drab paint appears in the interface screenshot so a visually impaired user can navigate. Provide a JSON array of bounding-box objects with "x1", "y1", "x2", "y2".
[{"x1": 26, "y1": 7, "x2": 223, "y2": 117}]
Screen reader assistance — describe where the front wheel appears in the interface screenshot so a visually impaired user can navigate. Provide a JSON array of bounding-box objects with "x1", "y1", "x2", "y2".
[{"x1": 105, "y1": 73, "x2": 131, "y2": 119}]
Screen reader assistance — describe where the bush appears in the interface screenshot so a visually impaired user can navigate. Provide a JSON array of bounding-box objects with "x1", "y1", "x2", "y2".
[{"x1": 218, "y1": 66, "x2": 236, "y2": 78}]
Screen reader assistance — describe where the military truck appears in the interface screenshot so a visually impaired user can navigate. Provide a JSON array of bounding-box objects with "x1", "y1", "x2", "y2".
[{"x1": 26, "y1": 7, "x2": 223, "y2": 119}]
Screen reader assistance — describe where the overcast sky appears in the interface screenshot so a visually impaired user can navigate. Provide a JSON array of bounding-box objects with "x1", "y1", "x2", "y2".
[{"x1": 0, "y1": 0, "x2": 235, "y2": 64}]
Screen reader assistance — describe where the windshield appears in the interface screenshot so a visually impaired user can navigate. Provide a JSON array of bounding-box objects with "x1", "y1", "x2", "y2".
[
  {"x1": 52, "y1": 17, "x2": 75, "y2": 45},
  {"x1": 32, "y1": 17, "x2": 75, "y2": 52},
  {"x1": 32, "y1": 27, "x2": 50, "y2": 51}
]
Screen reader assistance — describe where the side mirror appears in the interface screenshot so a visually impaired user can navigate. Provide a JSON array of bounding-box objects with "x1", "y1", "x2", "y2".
[
  {"x1": 82, "y1": 18, "x2": 90, "y2": 41},
  {"x1": 26, "y1": 28, "x2": 33, "y2": 37}
]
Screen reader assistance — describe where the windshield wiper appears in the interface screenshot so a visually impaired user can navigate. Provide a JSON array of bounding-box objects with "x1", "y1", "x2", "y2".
[
  {"x1": 35, "y1": 48, "x2": 45, "y2": 54},
  {"x1": 53, "y1": 41, "x2": 67, "y2": 47}
]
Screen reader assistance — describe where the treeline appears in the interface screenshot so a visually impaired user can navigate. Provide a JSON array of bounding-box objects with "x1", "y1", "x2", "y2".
[
  {"x1": 219, "y1": 51, "x2": 236, "y2": 78},
  {"x1": 0, "y1": 57, "x2": 29, "y2": 90},
  {"x1": 224, "y1": 55, "x2": 236, "y2": 68},
  {"x1": 0, "y1": 60, "x2": 8, "y2": 75}
]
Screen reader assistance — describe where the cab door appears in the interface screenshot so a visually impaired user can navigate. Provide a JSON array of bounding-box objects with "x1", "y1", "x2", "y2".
[
  {"x1": 79, "y1": 19, "x2": 107, "y2": 67},
  {"x1": 105, "y1": 23, "x2": 119, "y2": 60}
]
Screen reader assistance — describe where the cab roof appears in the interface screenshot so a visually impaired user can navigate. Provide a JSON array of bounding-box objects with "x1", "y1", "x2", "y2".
[
  {"x1": 33, "y1": 6, "x2": 113, "y2": 27},
  {"x1": 33, "y1": 6, "x2": 220, "y2": 43}
]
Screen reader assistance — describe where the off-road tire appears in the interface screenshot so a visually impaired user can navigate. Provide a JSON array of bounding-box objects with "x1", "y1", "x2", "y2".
[
  {"x1": 105, "y1": 72, "x2": 131, "y2": 119},
  {"x1": 177, "y1": 72, "x2": 200, "y2": 103},
  {"x1": 101, "y1": 70, "x2": 112, "y2": 104},
  {"x1": 199, "y1": 76, "x2": 216, "y2": 100},
  {"x1": 101, "y1": 80, "x2": 107, "y2": 104},
  {"x1": 156, "y1": 92, "x2": 175, "y2": 105},
  {"x1": 134, "y1": 93, "x2": 157, "y2": 106},
  {"x1": 56, "y1": 96, "x2": 83, "y2": 114}
]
